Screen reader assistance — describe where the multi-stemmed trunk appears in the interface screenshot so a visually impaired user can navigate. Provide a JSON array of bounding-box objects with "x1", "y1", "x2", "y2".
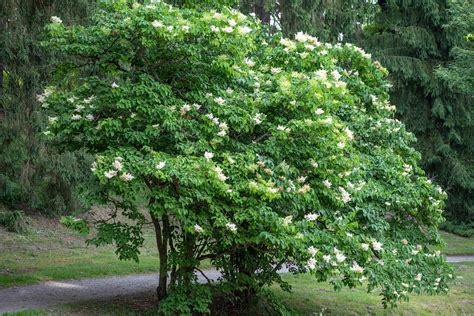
[{"x1": 152, "y1": 213, "x2": 170, "y2": 300}]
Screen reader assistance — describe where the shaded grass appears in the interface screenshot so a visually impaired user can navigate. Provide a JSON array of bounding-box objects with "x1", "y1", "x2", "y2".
[
  {"x1": 0, "y1": 219, "x2": 161, "y2": 288},
  {"x1": 0, "y1": 245, "x2": 160, "y2": 287},
  {"x1": 437, "y1": 231, "x2": 474, "y2": 255}
]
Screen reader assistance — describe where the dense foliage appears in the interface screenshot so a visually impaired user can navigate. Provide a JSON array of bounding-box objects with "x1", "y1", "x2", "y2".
[
  {"x1": 42, "y1": 1, "x2": 452, "y2": 313},
  {"x1": 364, "y1": 0, "x2": 474, "y2": 224},
  {"x1": 0, "y1": 0, "x2": 95, "y2": 215}
]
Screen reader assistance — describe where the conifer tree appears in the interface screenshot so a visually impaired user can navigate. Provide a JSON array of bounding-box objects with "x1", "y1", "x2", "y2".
[
  {"x1": 239, "y1": 0, "x2": 376, "y2": 42},
  {"x1": 364, "y1": 0, "x2": 473, "y2": 223},
  {"x1": 0, "y1": 0, "x2": 94, "y2": 214}
]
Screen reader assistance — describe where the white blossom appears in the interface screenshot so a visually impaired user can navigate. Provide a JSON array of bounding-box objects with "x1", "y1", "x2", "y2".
[
  {"x1": 214, "y1": 97, "x2": 225, "y2": 105},
  {"x1": 350, "y1": 262, "x2": 364, "y2": 273},
  {"x1": 152, "y1": 20, "x2": 163, "y2": 28},
  {"x1": 415, "y1": 273, "x2": 422, "y2": 281},
  {"x1": 112, "y1": 160, "x2": 123, "y2": 171},
  {"x1": 338, "y1": 187, "x2": 351, "y2": 203},
  {"x1": 213, "y1": 166, "x2": 228, "y2": 182},
  {"x1": 345, "y1": 127, "x2": 354, "y2": 141},
  {"x1": 306, "y1": 258, "x2": 317, "y2": 270},
  {"x1": 194, "y1": 224, "x2": 204, "y2": 233},
  {"x1": 210, "y1": 25, "x2": 220, "y2": 32},
  {"x1": 304, "y1": 213, "x2": 319, "y2": 221},
  {"x1": 372, "y1": 241, "x2": 383, "y2": 251},
  {"x1": 86, "y1": 114, "x2": 94, "y2": 121},
  {"x1": 295, "y1": 31, "x2": 309, "y2": 42},
  {"x1": 315, "y1": 108, "x2": 325, "y2": 115},
  {"x1": 120, "y1": 173, "x2": 134, "y2": 181},
  {"x1": 111, "y1": 82, "x2": 119, "y2": 88},
  {"x1": 335, "y1": 252, "x2": 346, "y2": 263},
  {"x1": 104, "y1": 170, "x2": 117, "y2": 179},
  {"x1": 331, "y1": 70, "x2": 341, "y2": 81},
  {"x1": 238, "y1": 26, "x2": 252, "y2": 35},
  {"x1": 156, "y1": 161, "x2": 166, "y2": 170},
  {"x1": 213, "y1": 12, "x2": 224, "y2": 20},
  {"x1": 297, "y1": 176, "x2": 307, "y2": 183},
  {"x1": 323, "y1": 180, "x2": 332, "y2": 188},
  {"x1": 204, "y1": 151, "x2": 214, "y2": 160},
  {"x1": 308, "y1": 246, "x2": 319, "y2": 256},
  {"x1": 323, "y1": 255, "x2": 331, "y2": 262},
  {"x1": 271, "y1": 67, "x2": 282, "y2": 74},
  {"x1": 50, "y1": 16, "x2": 62, "y2": 23},
  {"x1": 314, "y1": 70, "x2": 327, "y2": 80},
  {"x1": 226, "y1": 222, "x2": 237, "y2": 232},
  {"x1": 298, "y1": 184, "x2": 311, "y2": 194},
  {"x1": 84, "y1": 96, "x2": 95, "y2": 104},
  {"x1": 267, "y1": 187, "x2": 279, "y2": 194},
  {"x1": 253, "y1": 113, "x2": 263, "y2": 125},
  {"x1": 71, "y1": 114, "x2": 81, "y2": 120},
  {"x1": 361, "y1": 243, "x2": 369, "y2": 251},
  {"x1": 282, "y1": 215, "x2": 293, "y2": 226},
  {"x1": 337, "y1": 142, "x2": 346, "y2": 149},
  {"x1": 320, "y1": 117, "x2": 333, "y2": 125},
  {"x1": 244, "y1": 58, "x2": 255, "y2": 67},
  {"x1": 222, "y1": 26, "x2": 233, "y2": 33},
  {"x1": 180, "y1": 104, "x2": 191, "y2": 116}
]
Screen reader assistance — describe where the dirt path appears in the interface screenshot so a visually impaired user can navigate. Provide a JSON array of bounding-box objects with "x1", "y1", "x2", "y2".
[
  {"x1": 1, "y1": 256, "x2": 473, "y2": 314},
  {"x1": 0, "y1": 269, "x2": 221, "y2": 313}
]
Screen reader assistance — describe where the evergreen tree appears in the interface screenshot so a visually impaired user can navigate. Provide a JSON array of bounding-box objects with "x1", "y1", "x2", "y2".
[
  {"x1": 364, "y1": 0, "x2": 473, "y2": 223},
  {"x1": 0, "y1": 0, "x2": 95, "y2": 215},
  {"x1": 239, "y1": 0, "x2": 376, "y2": 42}
]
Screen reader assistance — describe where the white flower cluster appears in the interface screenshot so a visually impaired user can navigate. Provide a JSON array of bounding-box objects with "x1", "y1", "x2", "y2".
[
  {"x1": 194, "y1": 224, "x2": 204, "y2": 233},
  {"x1": 103, "y1": 157, "x2": 134, "y2": 181},
  {"x1": 213, "y1": 166, "x2": 228, "y2": 182},
  {"x1": 36, "y1": 87, "x2": 53, "y2": 107},
  {"x1": 306, "y1": 246, "x2": 319, "y2": 270},
  {"x1": 50, "y1": 16, "x2": 62, "y2": 24},
  {"x1": 205, "y1": 112, "x2": 228, "y2": 137},
  {"x1": 226, "y1": 222, "x2": 237, "y2": 232},
  {"x1": 156, "y1": 161, "x2": 166, "y2": 170},
  {"x1": 304, "y1": 213, "x2": 319, "y2": 221},
  {"x1": 350, "y1": 261, "x2": 364, "y2": 274},
  {"x1": 338, "y1": 186, "x2": 351, "y2": 203},
  {"x1": 208, "y1": 14, "x2": 252, "y2": 35}
]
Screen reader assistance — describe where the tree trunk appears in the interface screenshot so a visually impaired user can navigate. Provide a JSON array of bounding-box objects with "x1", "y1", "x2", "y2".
[
  {"x1": 152, "y1": 213, "x2": 169, "y2": 300},
  {"x1": 254, "y1": 1, "x2": 270, "y2": 25}
]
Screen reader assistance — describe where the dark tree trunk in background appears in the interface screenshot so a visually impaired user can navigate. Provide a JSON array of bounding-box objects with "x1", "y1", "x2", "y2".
[{"x1": 254, "y1": 1, "x2": 270, "y2": 24}]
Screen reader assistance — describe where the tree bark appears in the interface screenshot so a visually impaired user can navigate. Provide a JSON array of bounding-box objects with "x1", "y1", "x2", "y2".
[
  {"x1": 254, "y1": 1, "x2": 270, "y2": 25},
  {"x1": 152, "y1": 213, "x2": 169, "y2": 300}
]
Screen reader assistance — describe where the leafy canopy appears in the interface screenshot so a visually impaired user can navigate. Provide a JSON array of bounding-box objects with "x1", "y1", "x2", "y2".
[{"x1": 42, "y1": 0, "x2": 452, "y2": 312}]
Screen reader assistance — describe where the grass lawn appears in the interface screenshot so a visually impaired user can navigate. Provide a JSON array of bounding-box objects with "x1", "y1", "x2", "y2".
[
  {"x1": 1, "y1": 216, "x2": 473, "y2": 315},
  {"x1": 437, "y1": 231, "x2": 474, "y2": 255},
  {"x1": 0, "y1": 216, "x2": 161, "y2": 288},
  {"x1": 1, "y1": 214, "x2": 473, "y2": 289},
  {"x1": 271, "y1": 262, "x2": 474, "y2": 315},
  {"x1": 5, "y1": 262, "x2": 474, "y2": 316}
]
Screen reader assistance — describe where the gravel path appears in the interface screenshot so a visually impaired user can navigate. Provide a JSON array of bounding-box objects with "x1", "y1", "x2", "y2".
[{"x1": 1, "y1": 256, "x2": 473, "y2": 314}]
